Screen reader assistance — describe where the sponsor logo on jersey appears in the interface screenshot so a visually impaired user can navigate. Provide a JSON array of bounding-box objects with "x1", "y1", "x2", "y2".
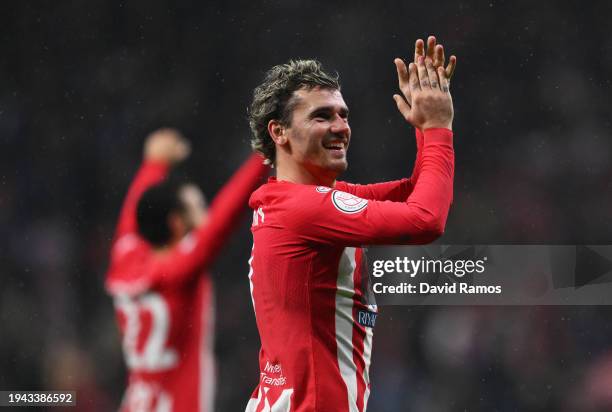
[
  {"x1": 261, "y1": 361, "x2": 287, "y2": 386},
  {"x1": 316, "y1": 186, "x2": 332, "y2": 193},
  {"x1": 331, "y1": 190, "x2": 368, "y2": 214},
  {"x1": 357, "y1": 309, "x2": 377, "y2": 328}
]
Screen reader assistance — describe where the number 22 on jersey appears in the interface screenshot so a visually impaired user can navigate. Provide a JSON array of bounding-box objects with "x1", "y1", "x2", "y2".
[{"x1": 114, "y1": 292, "x2": 178, "y2": 372}]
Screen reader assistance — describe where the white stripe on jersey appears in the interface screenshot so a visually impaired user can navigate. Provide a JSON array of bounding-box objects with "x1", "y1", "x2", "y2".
[
  {"x1": 271, "y1": 389, "x2": 293, "y2": 411},
  {"x1": 335, "y1": 247, "x2": 359, "y2": 412},
  {"x1": 248, "y1": 244, "x2": 256, "y2": 312},
  {"x1": 155, "y1": 392, "x2": 172, "y2": 412},
  {"x1": 362, "y1": 324, "x2": 373, "y2": 409},
  {"x1": 245, "y1": 387, "x2": 293, "y2": 412},
  {"x1": 245, "y1": 386, "x2": 263, "y2": 412}
]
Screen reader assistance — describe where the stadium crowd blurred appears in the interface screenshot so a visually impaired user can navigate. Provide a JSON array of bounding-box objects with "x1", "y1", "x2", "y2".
[{"x1": 2, "y1": 1, "x2": 612, "y2": 411}]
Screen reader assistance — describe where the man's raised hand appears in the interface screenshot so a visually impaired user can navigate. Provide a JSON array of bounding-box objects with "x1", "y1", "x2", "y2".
[
  {"x1": 394, "y1": 35, "x2": 457, "y2": 108},
  {"x1": 393, "y1": 56, "x2": 453, "y2": 131},
  {"x1": 144, "y1": 128, "x2": 191, "y2": 164}
]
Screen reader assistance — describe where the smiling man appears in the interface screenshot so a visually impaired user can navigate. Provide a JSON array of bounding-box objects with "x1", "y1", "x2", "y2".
[{"x1": 245, "y1": 38, "x2": 456, "y2": 411}]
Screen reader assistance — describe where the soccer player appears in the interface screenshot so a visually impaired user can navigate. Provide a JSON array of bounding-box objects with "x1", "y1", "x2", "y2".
[
  {"x1": 105, "y1": 128, "x2": 268, "y2": 412},
  {"x1": 245, "y1": 37, "x2": 456, "y2": 411}
]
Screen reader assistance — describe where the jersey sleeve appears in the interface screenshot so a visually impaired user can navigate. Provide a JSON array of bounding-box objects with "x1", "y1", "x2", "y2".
[
  {"x1": 334, "y1": 179, "x2": 413, "y2": 202},
  {"x1": 287, "y1": 129, "x2": 453, "y2": 246},
  {"x1": 114, "y1": 160, "x2": 170, "y2": 240},
  {"x1": 335, "y1": 128, "x2": 425, "y2": 201},
  {"x1": 146, "y1": 154, "x2": 268, "y2": 286}
]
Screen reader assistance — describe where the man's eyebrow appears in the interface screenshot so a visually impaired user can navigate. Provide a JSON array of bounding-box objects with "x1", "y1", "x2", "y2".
[{"x1": 308, "y1": 105, "x2": 350, "y2": 117}]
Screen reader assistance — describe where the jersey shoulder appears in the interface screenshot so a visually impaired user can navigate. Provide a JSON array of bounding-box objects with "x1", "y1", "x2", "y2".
[
  {"x1": 249, "y1": 180, "x2": 331, "y2": 209},
  {"x1": 106, "y1": 234, "x2": 155, "y2": 296},
  {"x1": 250, "y1": 180, "x2": 369, "y2": 230}
]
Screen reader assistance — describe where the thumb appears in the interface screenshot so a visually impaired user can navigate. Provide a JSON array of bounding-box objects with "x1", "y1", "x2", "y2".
[{"x1": 393, "y1": 94, "x2": 412, "y2": 121}]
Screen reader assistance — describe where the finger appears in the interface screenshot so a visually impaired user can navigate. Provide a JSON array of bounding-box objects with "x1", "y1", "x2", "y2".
[
  {"x1": 394, "y1": 58, "x2": 409, "y2": 87},
  {"x1": 426, "y1": 35, "x2": 436, "y2": 61},
  {"x1": 414, "y1": 38, "x2": 425, "y2": 63},
  {"x1": 416, "y1": 57, "x2": 430, "y2": 89},
  {"x1": 408, "y1": 62, "x2": 421, "y2": 92},
  {"x1": 394, "y1": 58, "x2": 412, "y2": 104},
  {"x1": 393, "y1": 94, "x2": 411, "y2": 119},
  {"x1": 426, "y1": 59, "x2": 440, "y2": 90},
  {"x1": 445, "y1": 55, "x2": 457, "y2": 81},
  {"x1": 433, "y1": 44, "x2": 445, "y2": 69},
  {"x1": 438, "y1": 67, "x2": 450, "y2": 93}
]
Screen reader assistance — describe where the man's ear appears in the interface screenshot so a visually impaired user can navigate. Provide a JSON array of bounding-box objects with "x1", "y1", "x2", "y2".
[{"x1": 268, "y1": 120, "x2": 288, "y2": 145}]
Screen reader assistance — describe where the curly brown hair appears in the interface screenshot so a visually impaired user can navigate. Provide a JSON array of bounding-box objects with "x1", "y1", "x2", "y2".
[{"x1": 248, "y1": 59, "x2": 340, "y2": 165}]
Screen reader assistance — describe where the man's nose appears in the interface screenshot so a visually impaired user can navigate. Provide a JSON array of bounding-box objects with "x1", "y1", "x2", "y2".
[{"x1": 330, "y1": 115, "x2": 350, "y2": 135}]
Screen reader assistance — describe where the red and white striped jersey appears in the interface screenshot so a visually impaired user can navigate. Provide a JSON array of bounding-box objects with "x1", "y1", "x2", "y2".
[
  {"x1": 245, "y1": 128, "x2": 454, "y2": 412},
  {"x1": 106, "y1": 155, "x2": 268, "y2": 412}
]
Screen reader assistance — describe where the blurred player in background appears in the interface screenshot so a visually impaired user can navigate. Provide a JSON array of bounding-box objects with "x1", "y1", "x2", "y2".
[
  {"x1": 245, "y1": 37, "x2": 456, "y2": 411},
  {"x1": 105, "y1": 128, "x2": 268, "y2": 412}
]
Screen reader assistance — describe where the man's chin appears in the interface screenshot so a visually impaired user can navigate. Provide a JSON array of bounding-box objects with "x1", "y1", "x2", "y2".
[{"x1": 329, "y1": 159, "x2": 348, "y2": 174}]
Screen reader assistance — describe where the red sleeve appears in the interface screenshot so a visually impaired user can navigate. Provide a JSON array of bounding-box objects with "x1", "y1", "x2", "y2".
[
  {"x1": 146, "y1": 154, "x2": 268, "y2": 286},
  {"x1": 411, "y1": 127, "x2": 425, "y2": 183},
  {"x1": 334, "y1": 179, "x2": 413, "y2": 202},
  {"x1": 334, "y1": 128, "x2": 425, "y2": 201},
  {"x1": 114, "y1": 160, "x2": 170, "y2": 240},
  {"x1": 287, "y1": 128, "x2": 453, "y2": 246}
]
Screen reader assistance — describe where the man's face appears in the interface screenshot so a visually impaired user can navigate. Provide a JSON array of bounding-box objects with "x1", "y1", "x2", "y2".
[{"x1": 283, "y1": 87, "x2": 351, "y2": 181}]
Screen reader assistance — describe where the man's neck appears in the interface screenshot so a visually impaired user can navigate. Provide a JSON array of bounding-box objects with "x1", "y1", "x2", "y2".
[
  {"x1": 153, "y1": 246, "x2": 171, "y2": 256},
  {"x1": 275, "y1": 164, "x2": 336, "y2": 187}
]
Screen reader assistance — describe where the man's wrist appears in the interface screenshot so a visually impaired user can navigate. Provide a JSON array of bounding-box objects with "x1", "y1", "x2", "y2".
[
  {"x1": 422, "y1": 122, "x2": 453, "y2": 131},
  {"x1": 144, "y1": 155, "x2": 175, "y2": 165},
  {"x1": 142, "y1": 158, "x2": 172, "y2": 170}
]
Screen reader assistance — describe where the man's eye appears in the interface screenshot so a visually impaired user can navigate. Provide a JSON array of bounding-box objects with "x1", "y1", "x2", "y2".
[{"x1": 313, "y1": 112, "x2": 330, "y2": 120}]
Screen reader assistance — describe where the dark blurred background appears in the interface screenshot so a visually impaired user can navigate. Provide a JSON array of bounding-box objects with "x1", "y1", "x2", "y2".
[{"x1": 2, "y1": 1, "x2": 612, "y2": 411}]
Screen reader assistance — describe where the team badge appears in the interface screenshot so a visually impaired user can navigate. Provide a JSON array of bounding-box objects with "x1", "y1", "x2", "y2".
[
  {"x1": 316, "y1": 186, "x2": 332, "y2": 193},
  {"x1": 331, "y1": 190, "x2": 368, "y2": 214}
]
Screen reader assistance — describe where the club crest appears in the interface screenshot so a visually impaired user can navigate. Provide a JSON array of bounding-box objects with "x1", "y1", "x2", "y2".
[{"x1": 331, "y1": 190, "x2": 368, "y2": 214}]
